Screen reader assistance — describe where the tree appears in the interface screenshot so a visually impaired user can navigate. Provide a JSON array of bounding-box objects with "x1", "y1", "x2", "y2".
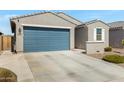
[
  {"x1": 0, "y1": 32, "x2": 3, "y2": 35},
  {"x1": 122, "y1": 39, "x2": 124, "y2": 48}
]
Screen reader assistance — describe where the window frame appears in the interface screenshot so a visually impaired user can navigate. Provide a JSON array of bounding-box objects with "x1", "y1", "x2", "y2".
[{"x1": 94, "y1": 27, "x2": 105, "y2": 42}]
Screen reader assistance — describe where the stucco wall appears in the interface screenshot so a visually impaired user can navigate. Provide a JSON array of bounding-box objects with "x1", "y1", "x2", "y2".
[
  {"x1": 87, "y1": 21, "x2": 109, "y2": 46},
  {"x1": 109, "y1": 30, "x2": 124, "y2": 48},
  {"x1": 86, "y1": 41, "x2": 105, "y2": 54},
  {"x1": 86, "y1": 21, "x2": 109, "y2": 54},
  {"x1": 11, "y1": 13, "x2": 76, "y2": 52},
  {"x1": 57, "y1": 13, "x2": 82, "y2": 25},
  {"x1": 75, "y1": 25, "x2": 88, "y2": 49},
  {"x1": 75, "y1": 21, "x2": 109, "y2": 54}
]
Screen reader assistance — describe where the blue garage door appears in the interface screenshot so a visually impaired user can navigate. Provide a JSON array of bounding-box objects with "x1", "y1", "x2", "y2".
[{"x1": 23, "y1": 26, "x2": 70, "y2": 52}]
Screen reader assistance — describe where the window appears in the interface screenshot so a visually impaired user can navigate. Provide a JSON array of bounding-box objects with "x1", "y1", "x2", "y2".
[
  {"x1": 94, "y1": 27, "x2": 104, "y2": 41},
  {"x1": 96, "y1": 28, "x2": 102, "y2": 41}
]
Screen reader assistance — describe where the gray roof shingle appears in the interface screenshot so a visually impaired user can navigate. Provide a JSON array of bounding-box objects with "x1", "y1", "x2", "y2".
[
  {"x1": 57, "y1": 12, "x2": 83, "y2": 25},
  {"x1": 10, "y1": 11, "x2": 81, "y2": 25},
  {"x1": 109, "y1": 21, "x2": 124, "y2": 28},
  {"x1": 77, "y1": 19, "x2": 110, "y2": 27}
]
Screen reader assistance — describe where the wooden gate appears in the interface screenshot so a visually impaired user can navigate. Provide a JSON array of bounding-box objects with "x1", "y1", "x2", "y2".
[{"x1": 0, "y1": 35, "x2": 12, "y2": 51}]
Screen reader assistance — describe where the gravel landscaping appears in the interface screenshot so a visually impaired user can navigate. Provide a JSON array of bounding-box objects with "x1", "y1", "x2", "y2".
[
  {"x1": 87, "y1": 48, "x2": 124, "y2": 67},
  {"x1": 87, "y1": 48, "x2": 124, "y2": 59}
]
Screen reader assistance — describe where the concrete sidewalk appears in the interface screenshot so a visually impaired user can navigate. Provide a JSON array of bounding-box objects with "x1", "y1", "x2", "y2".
[{"x1": 0, "y1": 51, "x2": 34, "y2": 82}]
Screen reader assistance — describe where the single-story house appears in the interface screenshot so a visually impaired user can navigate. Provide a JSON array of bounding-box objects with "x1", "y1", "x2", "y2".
[
  {"x1": 75, "y1": 20, "x2": 110, "y2": 54},
  {"x1": 10, "y1": 12, "x2": 109, "y2": 54},
  {"x1": 10, "y1": 12, "x2": 82, "y2": 52},
  {"x1": 109, "y1": 21, "x2": 124, "y2": 48}
]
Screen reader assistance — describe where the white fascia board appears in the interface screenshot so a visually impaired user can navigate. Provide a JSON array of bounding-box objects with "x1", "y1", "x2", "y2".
[
  {"x1": 21, "y1": 24, "x2": 72, "y2": 29},
  {"x1": 86, "y1": 41, "x2": 104, "y2": 43},
  {"x1": 102, "y1": 28, "x2": 105, "y2": 41},
  {"x1": 94, "y1": 28, "x2": 96, "y2": 41}
]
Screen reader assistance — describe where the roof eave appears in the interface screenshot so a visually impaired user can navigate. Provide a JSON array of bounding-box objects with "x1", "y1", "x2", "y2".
[
  {"x1": 85, "y1": 20, "x2": 110, "y2": 27},
  {"x1": 10, "y1": 12, "x2": 78, "y2": 26},
  {"x1": 10, "y1": 20, "x2": 16, "y2": 33},
  {"x1": 57, "y1": 12, "x2": 83, "y2": 24}
]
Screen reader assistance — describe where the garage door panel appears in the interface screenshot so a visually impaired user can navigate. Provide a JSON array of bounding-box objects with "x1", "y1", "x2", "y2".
[{"x1": 23, "y1": 26, "x2": 70, "y2": 52}]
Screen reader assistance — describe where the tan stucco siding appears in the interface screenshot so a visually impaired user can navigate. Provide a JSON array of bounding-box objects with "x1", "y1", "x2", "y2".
[
  {"x1": 88, "y1": 22, "x2": 109, "y2": 43},
  {"x1": 86, "y1": 41, "x2": 105, "y2": 54},
  {"x1": 57, "y1": 13, "x2": 82, "y2": 25},
  {"x1": 75, "y1": 25, "x2": 88, "y2": 49},
  {"x1": 12, "y1": 13, "x2": 76, "y2": 52},
  {"x1": 87, "y1": 22, "x2": 109, "y2": 43},
  {"x1": 109, "y1": 30, "x2": 124, "y2": 48},
  {"x1": 75, "y1": 21, "x2": 109, "y2": 54},
  {"x1": 86, "y1": 21, "x2": 109, "y2": 54}
]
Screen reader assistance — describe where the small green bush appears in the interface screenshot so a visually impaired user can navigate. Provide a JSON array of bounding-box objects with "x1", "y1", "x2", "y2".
[
  {"x1": 122, "y1": 39, "x2": 124, "y2": 48},
  {"x1": 104, "y1": 46, "x2": 112, "y2": 52},
  {"x1": 102, "y1": 54, "x2": 124, "y2": 64},
  {"x1": 0, "y1": 68, "x2": 17, "y2": 82}
]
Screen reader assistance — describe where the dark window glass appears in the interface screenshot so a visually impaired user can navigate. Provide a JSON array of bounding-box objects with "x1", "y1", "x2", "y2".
[{"x1": 96, "y1": 28, "x2": 102, "y2": 40}]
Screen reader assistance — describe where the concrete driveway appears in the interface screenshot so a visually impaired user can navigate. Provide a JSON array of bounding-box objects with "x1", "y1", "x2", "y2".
[
  {"x1": 1, "y1": 51, "x2": 124, "y2": 81},
  {"x1": 24, "y1": 51, "x2": 124, "y2": 82}
]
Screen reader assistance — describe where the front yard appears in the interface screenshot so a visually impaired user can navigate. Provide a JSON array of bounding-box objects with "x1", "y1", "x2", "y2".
[
  {"x1": 87, "y1": 48, "x2": 124, "y2": 59},
  {"x1": 87, "y1": 48, "x2": 124, "y2": 67}
]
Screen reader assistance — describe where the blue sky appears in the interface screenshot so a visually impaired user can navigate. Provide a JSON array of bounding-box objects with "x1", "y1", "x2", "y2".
[{"x1": 0, "y1": 10, "x2": 124, "y2": 35}]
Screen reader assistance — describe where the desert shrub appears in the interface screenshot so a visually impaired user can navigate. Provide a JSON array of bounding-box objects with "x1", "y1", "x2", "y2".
[
  {"x1": 122, "y1": 39, "x2": 124, "y2": 48},
  {"x1": 102, "y1": 54, "x2": 124, "y2": 64},
  {"x1": 0, "y1": 68, "x2": 17, "y2": 82},
  {"x1": 104, "y1": 46, "x2": 112, "y2": 52}
]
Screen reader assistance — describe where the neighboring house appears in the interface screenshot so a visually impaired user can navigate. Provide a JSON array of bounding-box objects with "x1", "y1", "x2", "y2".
[
  {"x1": 109, "y1": 21, "x2": 124, "y2": 48},
  {"x1": 10, "y1": 12, "x2": 82, "y2": 52},
  {"x1": 75, "y1": 19, "x2": 110, "y2": 54}
]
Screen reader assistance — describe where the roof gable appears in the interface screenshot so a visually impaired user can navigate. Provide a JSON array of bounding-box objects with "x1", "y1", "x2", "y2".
[
  {"x1": 57, "y1": 12, "x2": 82, "y2": 25},
  {"x1": 10, "y1": 12, "x2": 77, "y2": 25},
  {"x1": 85, "y1": 19, "x2": 110, "y2": 27},
  {"x1": 10, "y1": 12, "x2": 77, "y2": 33},
  {"x1": 76, "y1": 19, "x2": 110, "y2": 29}
]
